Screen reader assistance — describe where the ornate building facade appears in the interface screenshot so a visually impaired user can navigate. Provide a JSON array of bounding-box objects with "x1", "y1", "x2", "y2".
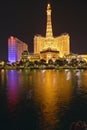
[{"x1": 34, "y1": 3, "x2": 70, "y2": 61}]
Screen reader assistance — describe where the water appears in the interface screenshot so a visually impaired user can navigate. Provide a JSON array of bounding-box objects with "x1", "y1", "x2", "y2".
[{"x1": 0, "y1": 69, "x2": 87, "y2": 130}]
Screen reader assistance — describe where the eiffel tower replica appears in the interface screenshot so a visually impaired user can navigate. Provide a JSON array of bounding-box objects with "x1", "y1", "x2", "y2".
[{"x1": 34, "y1": 3, "x2": 70, "y2": 61}]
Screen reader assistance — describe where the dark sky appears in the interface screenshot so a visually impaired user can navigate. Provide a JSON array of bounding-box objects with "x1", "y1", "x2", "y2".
[{"x1": 0, "y1": 0, "x2": 87, "y2": 60}]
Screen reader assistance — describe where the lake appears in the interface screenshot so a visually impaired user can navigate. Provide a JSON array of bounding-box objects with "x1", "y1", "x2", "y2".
[{"x1": 0, "y1": 69, "x2": 87, "y2": 130}]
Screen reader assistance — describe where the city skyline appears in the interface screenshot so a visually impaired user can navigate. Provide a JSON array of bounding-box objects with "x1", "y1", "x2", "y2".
[{"x1": 0, "y1": 0, "x2": 87, "y2": 60}]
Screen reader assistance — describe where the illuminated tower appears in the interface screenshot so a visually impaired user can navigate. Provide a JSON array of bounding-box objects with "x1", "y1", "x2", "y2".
[
  {"x1": 46, "y1": 3, "x2": 53, "y2": 38},
  {"x1": 34, "y1": 3, "x2": 70, "y2": 60},
  {"x1": 8, "y1": 36, "x2": 28, "y2": 63},
  {"x1": 8, "y1": 36, "x2": 17, "y2": 63}
]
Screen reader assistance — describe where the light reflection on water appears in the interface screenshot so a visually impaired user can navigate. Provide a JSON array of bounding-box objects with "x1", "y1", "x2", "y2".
[
  {"x1": 7, "y1": 70, "x2": 19, "y2": 112},
  {"x1": 0, "y1": 69, "x2": 87, "y2": 130},
  {"x1": 33, "y1": 70, "x2": 73, "y2": 130}
]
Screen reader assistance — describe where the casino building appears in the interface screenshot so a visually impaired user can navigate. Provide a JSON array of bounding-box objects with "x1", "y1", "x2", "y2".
[
  {"x1": 34, "y1": 3, "x2": 70, "y2": 62},
  {"x1": 8, "y1": 36, "x2": 28, "y2": 63}
]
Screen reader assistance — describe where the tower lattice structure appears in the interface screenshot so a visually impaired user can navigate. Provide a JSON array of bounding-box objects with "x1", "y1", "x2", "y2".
[
  {"x1": 46, "y1": 3, "x2": 53, "y2": 38},
  {"x1": 34, "y1": 3, "x2": 70, "y2": 58}
]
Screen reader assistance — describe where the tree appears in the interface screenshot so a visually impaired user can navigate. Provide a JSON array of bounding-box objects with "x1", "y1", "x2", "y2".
[
  {"x1": 40, "y1": 59, "x2": 46, "y2": 65},
  {"x1": 48, "y1": 59, "x2": 53, "y2": 65}
]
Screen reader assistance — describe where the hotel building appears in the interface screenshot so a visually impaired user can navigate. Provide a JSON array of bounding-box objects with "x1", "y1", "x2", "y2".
[
  {"x1": 34, "y1": 3, "x2": 70, "y2": 61},
  {"x1": 8, "y1": 36, "x2": 28, "y2": 63}
]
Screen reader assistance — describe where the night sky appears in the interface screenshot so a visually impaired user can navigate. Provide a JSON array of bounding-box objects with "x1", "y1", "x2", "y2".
[{"x1": 0, "y1": 0, "x2": 87, "y2": 60}]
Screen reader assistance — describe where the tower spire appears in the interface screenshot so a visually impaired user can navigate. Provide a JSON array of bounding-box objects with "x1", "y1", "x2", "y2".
[{"x1": 46, "y1": 3, "x2": 53, "y2": 38}]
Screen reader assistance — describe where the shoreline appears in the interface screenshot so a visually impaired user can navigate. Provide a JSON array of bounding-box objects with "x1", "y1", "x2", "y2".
[{"x1": 0, "y1": 66, "x2": 87, "y2": 70}]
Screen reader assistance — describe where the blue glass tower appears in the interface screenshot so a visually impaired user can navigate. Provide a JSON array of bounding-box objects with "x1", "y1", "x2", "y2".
[
  {"x1": 8, "y1": 36, "x2": 17, "y2": 63},
  {"x1": 8, "y1": 36, "x2": 28, "y2": 63}
]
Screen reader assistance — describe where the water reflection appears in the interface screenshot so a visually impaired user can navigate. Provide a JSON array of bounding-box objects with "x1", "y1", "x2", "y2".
[
  {"x1": 65, "y1": 69, "x2": 72, "y2": 80},
  {"x1": 81, "y1": 70, "x2": 87, "y2": 93},
  {"x1": 33, "y1": 70, "x2": 73, "y2": 130},
  {"x1": 73, "y1": 69, "x2": 83, "y2": 95},
  {"x1": 7, "y1": 70, "x2": 19, "y2": 111},
  {"x1": 0, "y1": 69, "x2": 87, "y2": 130},
  {"x1": 0, "y1": 69, "x2": 6, "y2": 86},
  {"x1": 75, "y1": 70, "x2": 82, "y2": 86}
]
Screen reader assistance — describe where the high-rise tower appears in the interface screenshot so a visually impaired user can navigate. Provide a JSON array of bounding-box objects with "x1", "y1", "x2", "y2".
[
  {"x1": 46, "y1": 3, "x2": 53, "y2": 38},
  {"x1": 34, "y1": 3, "x2": 70, "y2": 60},
  {"x1": 8, "y1": 36, "x2": 28, "y2": 63}
]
